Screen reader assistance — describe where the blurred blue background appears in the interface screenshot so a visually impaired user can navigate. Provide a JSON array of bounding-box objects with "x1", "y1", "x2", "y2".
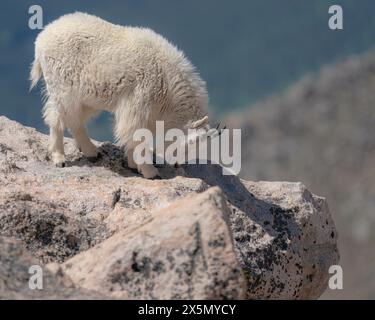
[
  {"x1": 1, "y1": 0, "x2": 375, "y2": 140},
  {"x1": 1, "y1": 1, "x2": 375, "y2": 299}
]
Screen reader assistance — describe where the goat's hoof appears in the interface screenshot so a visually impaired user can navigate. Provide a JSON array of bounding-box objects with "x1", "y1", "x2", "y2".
[
  {"x1": 139, "y1": 165, "x2": 160, "y2": 179},
  {"x1": 55, "y1": 162, "x2": 65, "y2": 168},
  {"x1": 97, "y1": 152, "x2": 103, "y2": 159},
  {"x1": 87, "y1": 153, "x2": 102, "y2": 163},
  {"x1": 129, "y1": 168, "x2": 140, "y2": 174},
  {"x1": 151, "y1": 175, "x2": 162, "y2": 180},
  {"x1": 52, "y1": 153, "x2": 66, "y2": 168}
]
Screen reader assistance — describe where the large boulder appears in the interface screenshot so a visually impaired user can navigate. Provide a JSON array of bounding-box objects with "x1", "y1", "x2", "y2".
[
  {"x1": 226, "y1": 51, "x2": 375, "y2": 299},
  {"x1": 60, "y1": 188, "x2": 246, "y2": 299},
  {"x1": 0, "y1": 116, "x2": 339, "y2": 299}
]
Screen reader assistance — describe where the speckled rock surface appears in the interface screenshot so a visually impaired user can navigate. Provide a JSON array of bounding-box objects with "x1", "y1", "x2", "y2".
[
  {"x1": 181, "y1": 164, "x2": 340, "y2": 299},
  {"x1": 60, "y1": 188, "x2": 246, "y2": 299},
  {"x1": 0, "y1": 236, "x2": 106, "y2": 299},
  {"x1": 0, "y1": 116, "x2": 339, "y2": 299},
  {"x1": 236, "y1": 181, "x2": 338, "y2": 299}
]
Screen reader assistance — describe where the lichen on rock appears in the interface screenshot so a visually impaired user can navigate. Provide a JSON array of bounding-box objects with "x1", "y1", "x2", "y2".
[{"x1": 0, "y1": 116, "x2": 339, "y2": 299}]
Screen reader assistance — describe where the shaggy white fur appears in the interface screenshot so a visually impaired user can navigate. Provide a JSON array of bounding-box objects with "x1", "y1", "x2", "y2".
[{"x1": 30, "y1": 12, "x2": 209, "y2": 178}]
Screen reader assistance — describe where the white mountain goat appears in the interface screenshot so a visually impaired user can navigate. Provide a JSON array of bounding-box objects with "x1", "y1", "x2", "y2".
[{"x1": 30, "y1": 12, "x2": 210, "y2": 178}]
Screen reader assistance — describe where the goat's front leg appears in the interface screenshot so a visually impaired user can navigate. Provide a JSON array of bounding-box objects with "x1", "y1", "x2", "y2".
[{"x1": 127, "y1": 147, "x2": 160, "y2": 179}]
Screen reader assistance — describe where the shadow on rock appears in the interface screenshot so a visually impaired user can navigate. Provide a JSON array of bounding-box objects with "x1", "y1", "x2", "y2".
[{"x1": 65, "y1": 142, "x2": 141, "y2": 178}]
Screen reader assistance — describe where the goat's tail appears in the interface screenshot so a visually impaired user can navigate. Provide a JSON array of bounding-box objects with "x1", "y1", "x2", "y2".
[{"x1": 29, "y1": 56, "x2": 42, "y2": 91}]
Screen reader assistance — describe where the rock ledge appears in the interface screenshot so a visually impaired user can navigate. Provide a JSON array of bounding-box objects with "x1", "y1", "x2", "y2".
[{"x1": 0, "y1": 116, "x2": 339, "y2": 299}]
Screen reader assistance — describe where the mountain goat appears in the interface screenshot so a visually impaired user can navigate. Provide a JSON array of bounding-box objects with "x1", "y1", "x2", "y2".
[{"x1": 30, "y1": 12, "x2": 209, "y2": 178}]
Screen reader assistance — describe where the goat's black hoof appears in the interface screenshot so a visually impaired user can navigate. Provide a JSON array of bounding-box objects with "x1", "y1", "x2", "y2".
[{"x1": 55, "y1": 162, "x2": 65, "y2": 168}]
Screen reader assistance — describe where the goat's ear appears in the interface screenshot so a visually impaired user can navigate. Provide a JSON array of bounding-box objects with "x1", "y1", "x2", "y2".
[{"x1": 191, "y1": 115, "x2": 209, "y2": 129}]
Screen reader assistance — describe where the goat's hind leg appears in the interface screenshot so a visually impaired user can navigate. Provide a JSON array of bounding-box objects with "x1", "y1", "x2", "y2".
[{"x1": 43, "y1": 100, "x2": 65, "y2": 167}]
